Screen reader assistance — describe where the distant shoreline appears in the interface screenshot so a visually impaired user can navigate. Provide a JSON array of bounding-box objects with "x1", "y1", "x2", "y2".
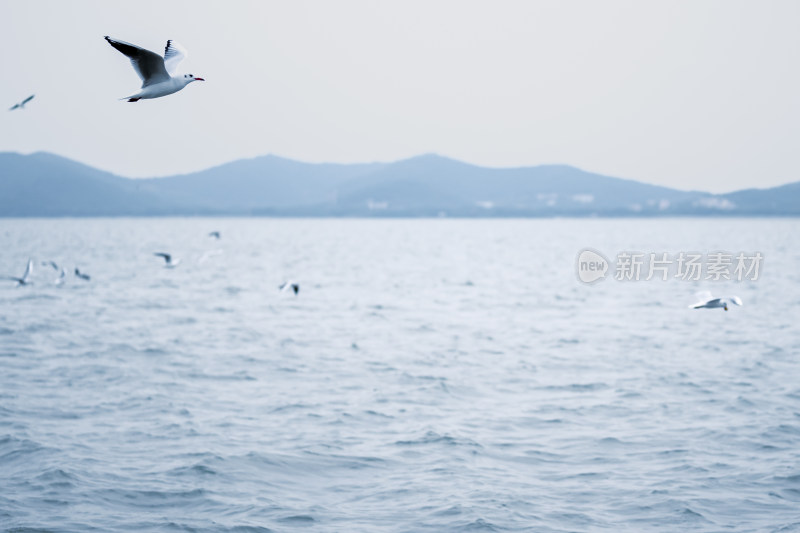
[{"x1": 3, "y1": 151, "x2": 799, "y2": 217}]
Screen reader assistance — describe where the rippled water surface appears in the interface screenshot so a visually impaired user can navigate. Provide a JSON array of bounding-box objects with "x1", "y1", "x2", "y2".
[{"x1": 1, "y1": 218, "x2": 799, "y2": 532}]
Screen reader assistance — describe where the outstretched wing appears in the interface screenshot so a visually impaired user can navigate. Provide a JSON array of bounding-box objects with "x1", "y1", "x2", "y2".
[
  {"x1": 726, "y1": 296, "x2": 743, "y2": 307},
  {"x1": 279, "y1": 280, "x2": 297, "y2": 292},
  {"x1": 154, "y1": 252, "x2": 172, "y2": 263},
  {"x1": 163, "y1": 40, "x2": 188, "y2": 75},
  {"x1": 105, "y1": 36, "x2": 170, "y2": 87},
  {"x1": 22, "y1": 259, "x2": 33, "y2": 281},
  {"x1": 9, "y1": 95, "x2": 34, "y2": 111}
]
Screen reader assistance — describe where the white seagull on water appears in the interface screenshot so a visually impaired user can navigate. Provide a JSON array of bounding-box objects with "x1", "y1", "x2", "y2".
[
  {"x1": 154, "y1": 253, "x2": 181, "y2": 268},
  {"x1": 689, "y1": 291, "x2": 743, "y2": 311},
  {"x1": 4, "y1": 259, "x2": 34, "y2": 286},
  {"x1": 9, "y1": 95, "x2": 35, "y2": 111},
  {"x1": 104, "y1": 36, "x2": 204, "y2": 102},
  {"x1": 279, "y1": 281, "x2": 300, "y2": 295}
]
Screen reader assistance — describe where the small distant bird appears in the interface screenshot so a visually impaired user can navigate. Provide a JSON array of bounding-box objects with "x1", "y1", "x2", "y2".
[
  {"x1": 154, "y1": 252, "x2": 181, "y2": 268},
  {"x1": 279, "y1": 281, "x2": 300, "y2": 295},
  {"x1": 74, "y1": 267, "x2": 91, "y2": 281},
  {"x1": 208, "y1": 231, "x2": 221, "y2": 239},
  {"x1": 689, "y1": 291, "x2": 743, "y2": 311},
  {"x1": 4, "y1": 258, "x2": 34, "y2": 286},
  {"x1": 43, "y1": 261, "x2": 65, "y2": 285},
  {"x1": 105, "y1": 36, "x2": 204, "y2": 102},
  {"x1": 9, "y1": 95, "x2": 34, "y2": 111}
]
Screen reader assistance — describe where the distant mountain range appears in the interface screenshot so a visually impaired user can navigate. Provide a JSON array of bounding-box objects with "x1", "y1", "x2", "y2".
[{"x1": 1, "y1": 151, "x2": 798, "y2": 216}]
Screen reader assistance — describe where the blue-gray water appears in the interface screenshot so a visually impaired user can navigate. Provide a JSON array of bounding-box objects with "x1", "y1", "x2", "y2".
[{"x1": 1, "y1": 218, "x2": 799, "y2": 532}]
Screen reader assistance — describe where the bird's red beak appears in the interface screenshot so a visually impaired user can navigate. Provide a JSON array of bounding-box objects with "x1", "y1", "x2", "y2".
[{"x1": 194, "y1": 77, "x2": 205, "y2": 81}]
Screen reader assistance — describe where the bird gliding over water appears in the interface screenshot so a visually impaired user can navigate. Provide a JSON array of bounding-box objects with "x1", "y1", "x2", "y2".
[{"x1": 104, "y1": 36, "x2": 204, "y2": 102}]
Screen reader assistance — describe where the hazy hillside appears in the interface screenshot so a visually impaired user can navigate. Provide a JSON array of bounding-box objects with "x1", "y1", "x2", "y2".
[
  {"x1": 1, "y1": 151, "x2": 798, "y2": 216},
  {"x1": 717, "y1": 182, "x2": 800, "y2": 215},
  {"x1": 333, "y1": 154, "x2": 703, "y2": 214},
  {"x1": 137, "y1": 155, "x2": 386, "y2": 211},
  {"x1": 0, "y1": 152, "x2": 167, "y2": 216}
]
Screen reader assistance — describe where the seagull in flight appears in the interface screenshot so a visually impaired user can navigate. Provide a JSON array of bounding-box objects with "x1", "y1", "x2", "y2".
[
  {"x1": 279, "y1": 281, "x2": 300, "y2": 295},
  {"x1": 42, "y1": 261, "x2": 65, "y2": 285},
  {"x1": 689, "y1": 291, "x2": 743, "y2": 311},
  {"x1": 208, "y1": 231, "x2": 221, "y2": 239},
  {"x1": 154, "y1": 252, "x2": 181, "y2": 268},
  {"x1": 74, "y1": 267, "x2": 91, "y2": 281},
  {"x1": 9, "y1": 95, "x2": 34, "y2": 111},
  {"x1": 104, "y1": 36, "x2": 204, "y2": 102},
  {"x1": 4, "y1": 259, "x2": 34, "y2": 286}
]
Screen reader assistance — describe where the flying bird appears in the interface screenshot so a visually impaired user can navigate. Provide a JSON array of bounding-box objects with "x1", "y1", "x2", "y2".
[
  {"x1": 9, "y1": 95, "x2": 34, "y2": 111},
  {"x1": 4, "y1": 259, "x2": 34, "y2": 286},
  {"x1": 154, "y1": 252, "x2": 181, "y2": 268},
  {"x1": 208, "y1": 231, "x2": 221, "y2": 239},
  {"x1": 43, "y1": 261, "x2": 65, "y2": 285},
  {"x1": 74, "y1": 268, "x2": 91, "y2": 281},
  {"x1": 279, "y1": 281, "x2": 300, "y2": 295},
  {"x1": 689, "y1": 291, "x2": 743, "y2": 311},
  {"x1": 104, "y1": 36, "x2": 204, "y2": 102}
]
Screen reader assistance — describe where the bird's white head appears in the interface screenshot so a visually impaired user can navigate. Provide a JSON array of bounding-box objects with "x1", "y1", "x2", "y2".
[{"x1": 182, "y1": 73, "x2": 205, "y2": 85}]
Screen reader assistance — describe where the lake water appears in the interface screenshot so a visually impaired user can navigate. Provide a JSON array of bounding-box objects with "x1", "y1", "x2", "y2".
[{"x1": 1, "y1": 218, "x2": 799, "y2": 532}]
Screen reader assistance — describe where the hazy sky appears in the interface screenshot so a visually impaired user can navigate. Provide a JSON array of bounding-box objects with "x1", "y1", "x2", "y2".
[{"x1": 1, "y1": 1, "x2": 799, "y2": 192}]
